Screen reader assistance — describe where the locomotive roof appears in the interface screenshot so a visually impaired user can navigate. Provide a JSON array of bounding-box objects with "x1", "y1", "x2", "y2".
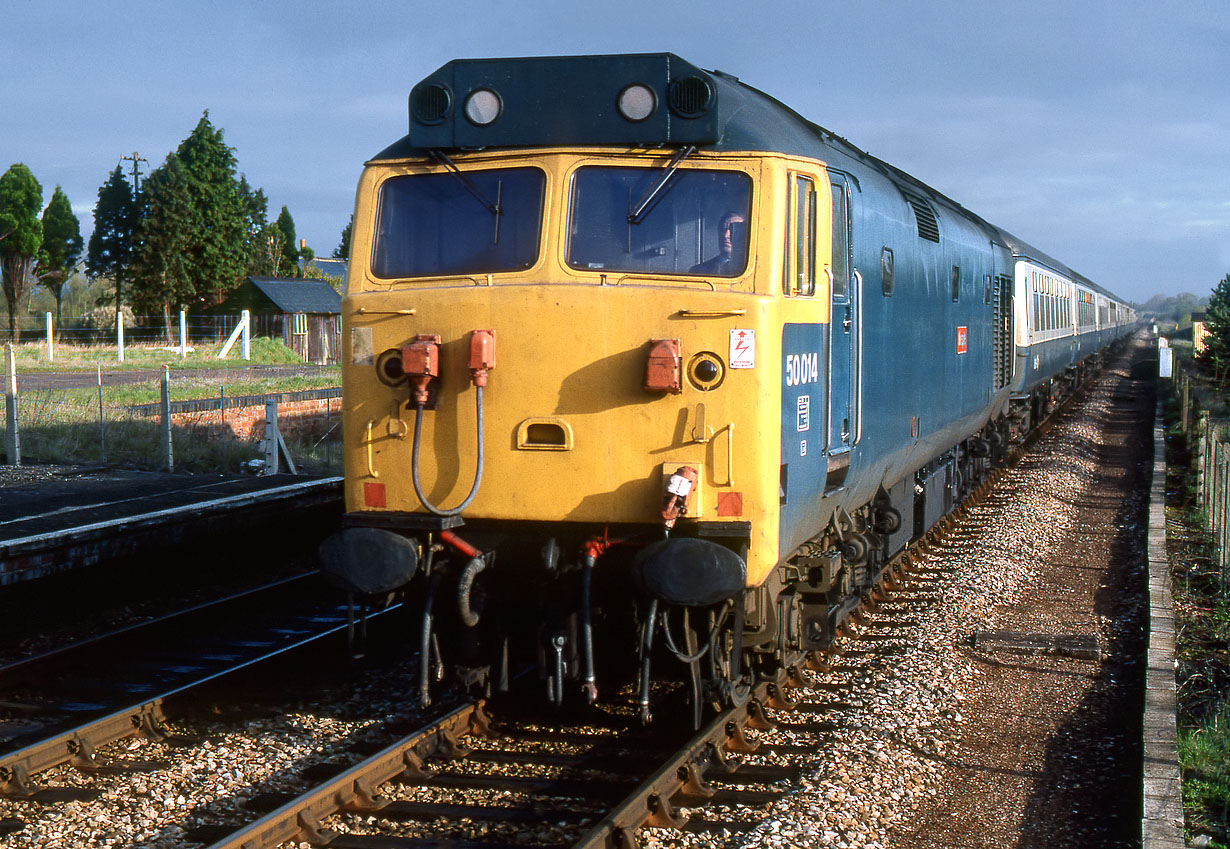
[
  {"x1": 376, "y1": 55, "x2": 985, "y2": 226},
  {"x1": 373, "y1": 53, "x2": 1129, "y2": 307}
]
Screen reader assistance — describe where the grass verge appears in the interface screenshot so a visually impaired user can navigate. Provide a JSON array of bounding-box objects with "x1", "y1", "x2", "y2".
[
  {"x1": 1164, "y1": 390, "x2": 1230, "y2": 847},
  {"x1": 4, "y1": 339, "x2": 342, "y2": 476}
]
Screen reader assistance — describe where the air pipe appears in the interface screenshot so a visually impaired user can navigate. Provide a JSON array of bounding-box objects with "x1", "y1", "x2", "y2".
[{"x1": 407, "y1": 330, "x2": 495, "y2": 518}]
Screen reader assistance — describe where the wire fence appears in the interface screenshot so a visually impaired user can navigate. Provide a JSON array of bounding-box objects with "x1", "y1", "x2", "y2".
[
  {"x1": 1169, "y1": 346, "x2": 1230, "y2": 591},
  {"x1": 13, "y1": 313, "x2": 289, "y2": 348},
  {"x1": 3, "y1": 357, "x2": 342, "y2": 477}
]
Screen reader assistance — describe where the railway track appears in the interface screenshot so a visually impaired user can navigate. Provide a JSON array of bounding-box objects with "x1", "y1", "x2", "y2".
[
  {"x1": 0, "y1": 571, "x2": 398, "y2": 802},
  {"x1": 0, "y1": 343, "x2": 1146, "y2": 847},
  {"x1": 168, "y1": 376, "x2": 1111, "y2": 849},
  {"x1": 192, "y1": 687, "x2": 808, "y2": 848}
]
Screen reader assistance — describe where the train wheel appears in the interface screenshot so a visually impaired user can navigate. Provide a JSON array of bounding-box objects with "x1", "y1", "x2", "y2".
[
  {"x1": 841, "y1": 533, "x2": 868, "y2": 565},
  {"x1": 872, "y1": 507, "x2": 902, "y2": 535}
]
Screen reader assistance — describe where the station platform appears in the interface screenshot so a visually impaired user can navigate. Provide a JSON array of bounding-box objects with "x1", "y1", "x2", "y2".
[{"x1": 0, "y1": 465, "x2": 342, "y2": 585}]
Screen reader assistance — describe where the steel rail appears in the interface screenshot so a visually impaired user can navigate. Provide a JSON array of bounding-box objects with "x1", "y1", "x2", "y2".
[
  {"x1": 0, "y1": 476, "x2": 342, "y2": 556},
  {"x1": 203, "y1": 701, "x2": 490, "y2": 849},
  {"x1": 0, "y1": 571, "x2": 317, "y2": 680},
  {"x1": 0, "y1": 601, "x2": 402, "y2": 798},
  {"x1": 572, "y1": 686, "x2": 775, "y2": 849}
]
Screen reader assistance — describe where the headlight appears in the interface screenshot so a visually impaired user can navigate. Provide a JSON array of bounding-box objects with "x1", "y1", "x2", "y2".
[
  {"x1": 617, "y1": 84, "x2": 657, "y2": 122},
  {"x1": 464, "y1": 89, "x2": 502, "y2": 126}
]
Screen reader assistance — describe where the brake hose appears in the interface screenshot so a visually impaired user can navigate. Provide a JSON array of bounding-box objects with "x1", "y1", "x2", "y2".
[{"x1": 410, "y1": 385, "x2": 485, "y2": 517}]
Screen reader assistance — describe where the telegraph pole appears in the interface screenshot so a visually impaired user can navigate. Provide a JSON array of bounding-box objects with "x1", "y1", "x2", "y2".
[
  {"x1": 117, "y1": 151, "x2": 148, "y2": 319},
  {"x1": 120, "y1": 151, "x2": 148, "y2": 192}
]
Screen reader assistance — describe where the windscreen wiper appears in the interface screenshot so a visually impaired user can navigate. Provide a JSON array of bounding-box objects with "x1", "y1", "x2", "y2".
[
  {"x1": 430, "y1": 149, "x2": 503, "y2": 243},
  {"x1": 627, "y1": 145, "x2": 696, "y2": 225}
]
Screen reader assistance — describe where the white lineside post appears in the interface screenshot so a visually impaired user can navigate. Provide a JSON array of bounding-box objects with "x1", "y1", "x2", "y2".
[
  {"x1": 160, "y1": 365, "x2": 173, "y2": 471},
  {"x1": 180, "y1": 309, "x2": 187, "y2": 359},
  {"x1": 262, "y1": 398, "x2": 297, "y2": 475},
  {"x1": 4, "y1": 343, "x2": 18, "y2": 465},
  {"x1": 97, "y1": 364, "x2": 106, "y2": 463},
  {"x1": 117, "y1": 310, "x2": 125, "y2": 362},
  {"x1": 242, "y1": 308, "x2": 250, "y2": 360},
  {"x1": 45, "y1": 312, "x2": 53, "y2": 362},
  {"x1": 218, "y1": 310, "x2": 250, "y2": 360}
]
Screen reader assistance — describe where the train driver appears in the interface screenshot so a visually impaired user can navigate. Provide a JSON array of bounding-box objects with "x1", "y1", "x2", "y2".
[{"x1": 690, "y1": 211, "x2": 747, "y2": 275}]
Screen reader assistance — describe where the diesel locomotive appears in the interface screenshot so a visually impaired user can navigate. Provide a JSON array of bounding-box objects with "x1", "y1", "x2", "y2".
[{"x1": 320, "y1": 53, "x2": 1135, "y2": 722}]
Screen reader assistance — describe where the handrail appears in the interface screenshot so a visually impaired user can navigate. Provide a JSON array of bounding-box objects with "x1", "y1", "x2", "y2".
[{"x1": 677, "y1": 309, "x2": 747, "y2": 318}]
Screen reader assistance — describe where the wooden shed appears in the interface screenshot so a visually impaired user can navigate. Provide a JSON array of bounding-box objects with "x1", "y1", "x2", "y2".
[{"x1": 218, "y1": 277, "x2": 343, "y2": 364}]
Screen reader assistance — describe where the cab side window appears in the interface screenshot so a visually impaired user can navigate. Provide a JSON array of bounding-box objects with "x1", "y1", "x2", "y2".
[
  {"x1": 795, "y1": 176, "x2": 816, "y2": 296},
  {"x1": 830, "y1": 179, "x2": 848, "y2": 299}
]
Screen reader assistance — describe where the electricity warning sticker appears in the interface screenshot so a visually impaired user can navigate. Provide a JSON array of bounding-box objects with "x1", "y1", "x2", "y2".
[{"x1": 730, "y1": 329, "x2": 755, "y2": 369}]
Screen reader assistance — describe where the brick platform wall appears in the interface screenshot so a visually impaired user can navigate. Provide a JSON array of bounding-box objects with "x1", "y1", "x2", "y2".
[{"x1": 167, "y1": 397, "x2": 343, "y2": 443}]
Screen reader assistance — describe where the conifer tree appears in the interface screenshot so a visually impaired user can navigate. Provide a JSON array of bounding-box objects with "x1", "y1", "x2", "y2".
[
  {"x1": 1199, "y1": 274, "x2": 1230, "y2": 384},
  {"x1": 238, "y1": 175, "x2": 275, "y2": 278},
  {"x1": 38, "y1": 186, "x2": 84, "y2": 329},
  {"x1": 176, "y1": 112, "x2": 247, "y2": 306},
  {"x1": 131, "y1": 154, "x2": 194, "y2": 331},
  {"x1": 274, "y1": 206, "x2": 299, "y2": 276},
  {"x1": 334, "y1": 214, "x2": 352, "y2": 260},
  {"x1": 0, "y1": 163, "x2": 44, "y2": 341},
  {"x1": 87, "y1": 165, "x2": 137, "y2": 314}
]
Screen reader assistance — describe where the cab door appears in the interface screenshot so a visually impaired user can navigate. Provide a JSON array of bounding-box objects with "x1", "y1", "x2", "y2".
[
  {"x1": 826, "y1": 174, "x2": 856, "y2": 490},
  {"x1": 779, "y1": 172, "x2": 827, "y2": 554}
]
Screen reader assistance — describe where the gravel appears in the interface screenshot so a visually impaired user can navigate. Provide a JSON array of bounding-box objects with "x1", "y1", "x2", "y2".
[
  {"x1": 645, "y1": 344, "x2": 1149, "y2": 848},
  {"x1": 0, "y1": 659, "x2": 431, "y2": 848},
  {"x1": 0, "y1": 463, "x2": 85, "y2": 488}
]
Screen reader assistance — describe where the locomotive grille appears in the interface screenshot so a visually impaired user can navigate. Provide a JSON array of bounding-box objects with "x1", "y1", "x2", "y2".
[
  {"x1": 411, "y1": 83, "x2": 453, "y2": 124},
  {"x1": 903, "y1": 193, "x2": 941, "y2": 242},
  {"x1": 669, "y1": 76, "x2": 713, "y2": 117},
  {"x1": 992, "y1": 274, "x2": 1013, "y2": 388}
]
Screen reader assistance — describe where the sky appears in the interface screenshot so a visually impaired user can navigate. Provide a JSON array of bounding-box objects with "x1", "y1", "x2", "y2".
[{"x1": 3, "y1": 0, "x2": 1228, "y2": 305}]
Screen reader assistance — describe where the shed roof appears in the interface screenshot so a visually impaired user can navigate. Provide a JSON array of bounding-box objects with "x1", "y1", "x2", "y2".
[{"x1": 240, "y1": 277, "x2": 342, "y2": 314}]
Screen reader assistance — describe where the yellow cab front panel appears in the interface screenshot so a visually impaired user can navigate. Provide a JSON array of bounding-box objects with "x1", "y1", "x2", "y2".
[{"x1": 341, "y1": 148, "x2": 834, "y2": 587}]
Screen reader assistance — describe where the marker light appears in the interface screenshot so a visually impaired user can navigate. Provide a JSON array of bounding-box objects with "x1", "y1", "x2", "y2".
[
  {"x1": 669, "y1": 75, "x2": 713, "y2": 118},
  {"x1": 464, "y1": 89, "x2": 502, "y2": 125},
  {"x1": 687, "y1": 352, "x2": 725, "y2": 391},
  {"x1": 617, "y1": 84, "x2": 657, "y2": 122},
  {"x1": 411, "y1": 83, "x2": 452, "y2": 125}
]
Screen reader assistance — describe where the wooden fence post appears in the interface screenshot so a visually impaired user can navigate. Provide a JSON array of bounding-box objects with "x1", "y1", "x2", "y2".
[
  {"x1": 1223, "y1": 442, "x2": 1230, "y2": 590},
  {"x1": 1197, "y1": 412, "x2": 1210, "y2": 509}
]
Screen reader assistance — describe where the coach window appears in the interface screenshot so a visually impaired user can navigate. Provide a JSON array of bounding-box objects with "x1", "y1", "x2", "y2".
[{"x1": 881, "y1": 247, "x2": 894, "y2": 296}]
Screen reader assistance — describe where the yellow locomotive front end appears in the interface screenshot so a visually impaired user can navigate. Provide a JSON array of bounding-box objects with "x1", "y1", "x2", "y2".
[
  {"x1": 322, "y1": 54, "x2": 836, "y2": 720},
  {"x1": 343, "y1": 150, "x2": 783, "y2": 551}
]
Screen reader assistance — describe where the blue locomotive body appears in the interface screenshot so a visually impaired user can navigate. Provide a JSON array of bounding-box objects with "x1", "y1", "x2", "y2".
[{"x1": 329, "y1": 53, "x2": 1135, "y2": 719}]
